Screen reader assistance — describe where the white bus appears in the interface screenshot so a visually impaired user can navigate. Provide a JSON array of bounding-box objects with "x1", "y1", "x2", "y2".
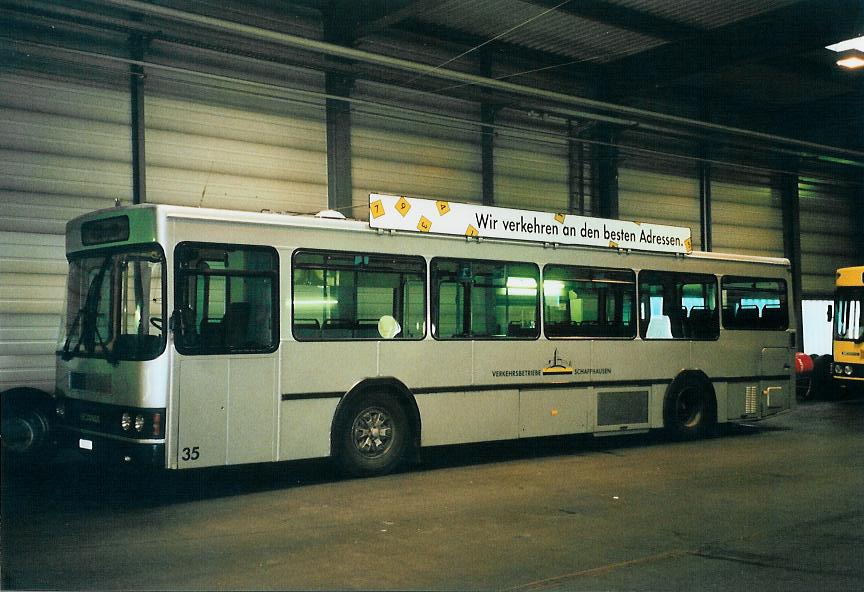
[{"x1": 52, "y1": 195, "x2": 794, "y2": 476}]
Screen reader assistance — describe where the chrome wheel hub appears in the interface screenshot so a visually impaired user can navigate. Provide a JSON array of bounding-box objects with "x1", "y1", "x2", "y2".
[{"x1": 351, "y1": 407, "x2": 393, "y2": 458}]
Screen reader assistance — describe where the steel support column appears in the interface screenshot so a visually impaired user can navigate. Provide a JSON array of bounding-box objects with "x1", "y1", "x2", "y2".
[
  {"x1": 481, "y1": 104, "x2": 496, "y2": 206},
  {"x1": 779, "y1": 168, "x2": 803, "y2": 351},
  {"x1": 594, "y1": 125, "x2": 618, "y2": 219},
  {"x1": 129, "y1": 33, "x2": 146, "y2": 204},
  {"x1": 699, "y1": 159, "x2": 712, "y2": 251},
  {"x1": 568, "y1": 120, "x2": 586, "y2": 215},
  {"x1": 325, "y1": 73, "x2": 354, "y2": 214}
]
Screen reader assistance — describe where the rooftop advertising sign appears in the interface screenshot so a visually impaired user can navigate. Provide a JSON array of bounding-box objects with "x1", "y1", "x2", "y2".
[{"x1": 369, "y1": 193, "x2": 692, "y2": 255}]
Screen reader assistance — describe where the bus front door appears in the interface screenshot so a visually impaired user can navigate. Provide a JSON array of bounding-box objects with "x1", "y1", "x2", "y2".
[{"x1": 174, "y1": 353, "x2": 278, "y2": 468}]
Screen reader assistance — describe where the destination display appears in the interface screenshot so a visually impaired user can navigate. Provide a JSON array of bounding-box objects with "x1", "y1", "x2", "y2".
[{"x1": 369, "y1": 193, "x2": 692, "y2": 255}]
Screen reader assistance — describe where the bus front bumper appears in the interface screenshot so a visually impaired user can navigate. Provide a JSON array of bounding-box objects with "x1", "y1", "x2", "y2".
[{"x1": 55, "y1": 426, "x2": 165, "y2": 467}]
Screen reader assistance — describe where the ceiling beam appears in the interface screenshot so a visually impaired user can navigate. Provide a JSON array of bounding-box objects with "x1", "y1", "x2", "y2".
[
  {"x1": 603, "y1": 0, "x2": 864, "y2": 99},
  {"x1": 356, "y1": 0, "x2": 452, "y2": 38},
  {"x1": 392, "y1": 18, "x2": 602, "y2": 86},
  {"x1": 520, "y1": 0, "x2": 698, "y2": 41}
]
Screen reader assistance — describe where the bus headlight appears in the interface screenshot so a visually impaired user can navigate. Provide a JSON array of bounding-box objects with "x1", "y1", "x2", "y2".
[
  {"x1": 134, "y1": 414, "x2": 145, "y2": 432},
  {"x1": 835, "y1": 364, "x2": 843, "y2": 375},
  {"x1": 121, "y1": 412, "x2": 132, "y2": 431},
  {"x1": 845, "y1": 365, "x2": 853, "y2": 376},
  {"x1": 55, "y1": 402, "x2": 65, "y2": 418}
]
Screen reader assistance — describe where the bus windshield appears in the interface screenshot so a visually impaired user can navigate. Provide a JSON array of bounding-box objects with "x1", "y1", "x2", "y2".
[
  {"x1": 59, "y1": 246, "x2": 165, "y2": 362},
  {"x1": 834, "y1": 287, "x2": 864, "y2": 343}
]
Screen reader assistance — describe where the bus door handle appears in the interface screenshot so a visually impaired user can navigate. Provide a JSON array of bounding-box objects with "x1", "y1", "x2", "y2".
[{"x1": 763, "y1": 386, "x2": 782, "y2": 407}]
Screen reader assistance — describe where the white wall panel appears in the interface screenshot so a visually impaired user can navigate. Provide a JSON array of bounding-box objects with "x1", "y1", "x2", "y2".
[
  {"x1": 352, "y1": 81, "x2": 482, "y2": 219},
  {"x1": 0, "y1": 67, "x2": 131, "y2": 392},
  {"x1": 799, "y1": 178, "x2": 861, "y2": 296},
  {"x1": 145, "y1": 71, "x2": 328, "y2": 214},
  {"x1": 712, "y1": 169, "x2": 784, "y2": 259},
  {"x1": 618, "y1": 153, "x2": 701, "y2": 250},
  {"x1": 494, "y1": 108, "x2": 569, "y2": 213}
]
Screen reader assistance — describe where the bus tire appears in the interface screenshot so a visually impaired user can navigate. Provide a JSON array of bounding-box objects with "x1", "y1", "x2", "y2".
[
  {"x1": 336, "y1": 391, "x2": 410, "y2": 478},
  {"x1": 1, "y1": 388, "x2": 55, "y2": 467},
  {"x1": 663, "y1": 374, "x2": 715, "y2": 439}
]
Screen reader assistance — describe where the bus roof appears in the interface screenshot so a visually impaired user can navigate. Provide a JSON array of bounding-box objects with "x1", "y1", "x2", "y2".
[{"x1": 66, "y1": 202, "x2": 791, "y2": 268}]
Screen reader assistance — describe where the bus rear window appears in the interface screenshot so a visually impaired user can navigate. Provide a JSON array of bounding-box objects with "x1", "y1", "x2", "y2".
[{"x1": 722, "y1": 277, "x2": 788, "y2": 331}]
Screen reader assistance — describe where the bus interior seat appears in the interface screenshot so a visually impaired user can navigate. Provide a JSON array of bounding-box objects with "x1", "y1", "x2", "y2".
[
  {"x1": 645, "y1": 315, "x2": 673, "y2": 339},
  {"x1": 356, "y1": 319, "x2": 380, "y2": 338},
  {"x1": 199, "y1": 318, "x2": 223, "y2": 346},
  {"x1": 544, "y1": 322, "x2": 573, "y2": 337},
  {"x1": 507, "y1": 322, "x2": 536, "y2": 337},
  {"x1": 688, "y1": 307, "x2": 716, "y2": 338},
  {"x1": 736, "y1": 305, "x2": 760, "y2": 327},
  {"x1": 322, "y1": 318, "x2": 353, "y2": 338},
  {"x1": 224, "y1": 302, "x2": 251, "y2": 347},
  {"x1": 760, "y1": 305, "x2": 784, "y2": 328},
  {"x1": 294, "y1": 318, "x2": 321, "y2": 339}
]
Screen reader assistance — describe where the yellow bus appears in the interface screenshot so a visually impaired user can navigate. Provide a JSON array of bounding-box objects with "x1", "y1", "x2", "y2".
[{"x1": 832, "y1": 266, "x2": 864, "y2": 391}]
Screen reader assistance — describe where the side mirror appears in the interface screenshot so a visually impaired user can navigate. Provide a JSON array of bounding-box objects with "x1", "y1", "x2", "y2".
[{"x1": 827, "y1": 304, "x2": 833, "y2": 323}]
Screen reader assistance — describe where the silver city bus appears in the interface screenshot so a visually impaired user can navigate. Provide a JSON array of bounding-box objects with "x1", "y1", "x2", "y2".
[{"x1": 52, "y1": 196, "x2": 795, "y2": 476}]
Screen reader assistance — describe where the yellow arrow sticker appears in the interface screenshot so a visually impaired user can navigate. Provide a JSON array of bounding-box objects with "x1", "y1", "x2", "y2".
[
  {"x1": 465, "y1": 224, "x2": 479, "y2": 237},
  {"x1": 608, "y1": 240, "x2": 619, "y2": 249},
  {"x1": 395, "y1": 196, "x2": 411, "y2": 217},
  {"x1": 370, "y1": 199, "x2": 385, "y2": 219},
  {"x1": 417, "y1": 216, "x2": 432, "y2": 232},
  {"x1": 554, "y1": 212, "x2": 565, "y2": 224},
  {"x1": 436, "y1": 200, "x2": 451, "y2": 215},
  {"x1": 685, "y1": 238, "x2": 692, "y2": 253}
]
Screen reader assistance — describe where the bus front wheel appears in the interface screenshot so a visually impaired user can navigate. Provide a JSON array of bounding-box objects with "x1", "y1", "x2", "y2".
[
  {"x1": 337, "y1": 392, "x2": 410, "y2": 477},
  {"x1": 664, "y1": 374, "x2": 715, "y2": 439}
]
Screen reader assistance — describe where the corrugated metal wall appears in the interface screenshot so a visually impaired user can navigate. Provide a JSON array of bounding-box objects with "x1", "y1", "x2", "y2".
[
  {"x1": 351, "y1": 80, "x2": 483, "y2": 218},
  {"x1": 712, "y1": 168, "x2": 785, "y2": 259},
  {"x1": 1, "y1": 27, "x2": 861, "y2": 396},
  {"x1": 617, "y1": 149, "x2": 702, "y2": 250},
  {"x1": 493, "y1": 108, "x2": 570, "y2": 213},
  {"x1": 799, "y1": 177, "x2": 861, "y2": 296},
  {"x1": 145, "y1": 42, "x2": 328, "y2": 214},
  {"x1": 0, "y1": 61, "x2": 132, "y2": 393}
]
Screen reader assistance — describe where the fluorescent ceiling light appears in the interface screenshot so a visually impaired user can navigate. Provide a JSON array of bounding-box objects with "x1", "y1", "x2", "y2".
[
  {"x1": 826, "y1": 35, "x2": 864, "y2": 53},
  {"x1": 836, "y1": 55, "x2": 864, "y2": 70}
]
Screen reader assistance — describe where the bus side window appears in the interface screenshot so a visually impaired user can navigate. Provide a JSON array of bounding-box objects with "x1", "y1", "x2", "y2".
[
  {"x1": 431, "y1": 258, "x2": 540, "y2": 340},
  {"x1": 542, "y1": 265, "x2": 636, "y2": 339},
  {"x1": 639, "y1": 271, "x2": 718, "y2": 340},
  {"x1": 174, "y1": 243, "x2": 279, "y2": 354},
  {"x1": 720, "y1": 276, "x2": 788, "y2": 331},
  {"x1": 291, "y1": 250, "x2": 426, "y2": 341}
]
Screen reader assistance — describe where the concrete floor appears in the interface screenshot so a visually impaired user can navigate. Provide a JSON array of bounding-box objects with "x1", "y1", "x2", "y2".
[{"x1": 3, "y1": 397, "x2": 864, "y2": 591}]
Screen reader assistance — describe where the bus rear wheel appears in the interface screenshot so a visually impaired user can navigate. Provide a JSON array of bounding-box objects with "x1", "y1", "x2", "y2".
[
  {"x1": 337, "y1": 392, "x2": 409, "y2": 477},
  {"x1": 664, "y1": 375, "x2": 715, "y2": 439}
]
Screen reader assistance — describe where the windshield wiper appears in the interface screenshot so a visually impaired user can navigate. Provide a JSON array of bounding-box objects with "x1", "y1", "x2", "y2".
[
  {"x1": 60, "y1": 256, "x2": 119, "y2": 366},
  {"x1": 60, "y1": 306, "x2": 86, "y2": 361}
]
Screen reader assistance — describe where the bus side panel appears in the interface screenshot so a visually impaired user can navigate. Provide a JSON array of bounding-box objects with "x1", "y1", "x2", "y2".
[
  {"x1": 601, "y1": 340, "x2": 690, "y2": 383},
  {"x1": 379, "y1": 340, "x2": 473, "y2": 388},
  {"x1": 281, "y1": 342, "x2": 377, "y2": 396},
  {"x1": 416, "y1": 390, "x2": 519, "y2": 446},
  {"x1": 176, "y1": 357, "x2": 229, "y2": 468},
  {"x1": 226, "y1": 356, "x2": 278, "y2": 465},
  {"x1": 519, "y1": 387, "x2": 592, "y2": 437},
  {"x1": 278, "y1": 398, "x2": 339, "y2": 461}
]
